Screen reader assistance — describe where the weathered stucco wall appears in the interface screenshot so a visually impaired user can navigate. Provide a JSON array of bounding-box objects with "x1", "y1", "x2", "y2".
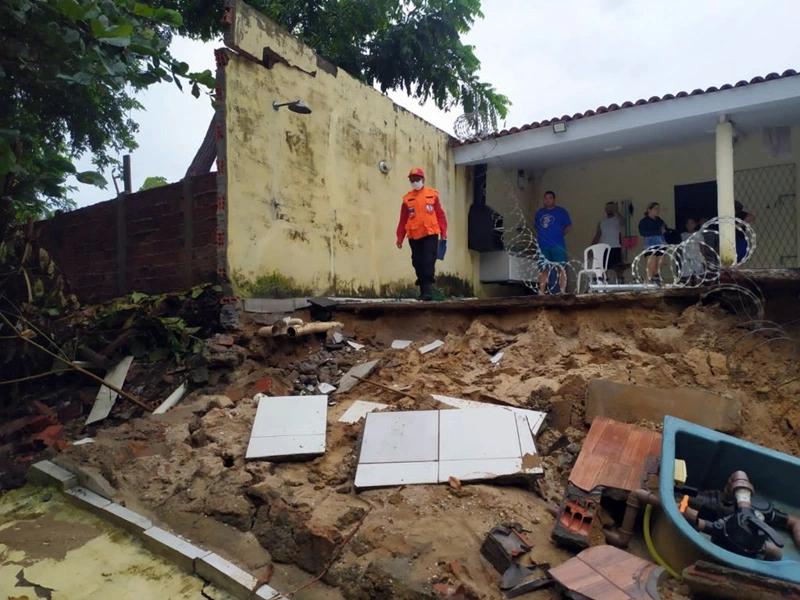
[
  {"x1": 487, "y1": 125, "x2": 800, "y2": 268},
  {"x1": 218, "y1": 1, "x2": 476, "y2": 297}
]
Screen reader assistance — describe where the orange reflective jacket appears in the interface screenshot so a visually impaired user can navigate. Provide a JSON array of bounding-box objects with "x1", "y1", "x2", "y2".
[{"x1": 398, "y1": 188, "x2": 445, "y2": 241}]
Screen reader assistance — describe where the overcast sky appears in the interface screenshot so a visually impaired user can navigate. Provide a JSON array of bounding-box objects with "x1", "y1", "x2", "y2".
[{"x1": 72, "y1": 0, "x2": 800, "y2": 207}]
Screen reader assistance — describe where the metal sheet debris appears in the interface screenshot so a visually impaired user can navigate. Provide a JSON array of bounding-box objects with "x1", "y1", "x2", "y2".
[
  {"x1": 391, "y1": 340, "x2": 413, "y2": 349},
  {"x1": 335, "y1": 359, "x2": 380, "y2": 394},
  {"x1": 338, "y1": 400, "x2": 389, "y2": 424},
  {"x1": 419, "y1": 340, "x2": 444, "y2": 354},
  {"x1": 355, "y1": 409, "x2": 542, "y2": 489},
  {"x1": 85, "y1": 356, "x2": 134, "y2": 425},
  {"x1": 245, "y1": 394, "x2": 327, "y2": 460}
]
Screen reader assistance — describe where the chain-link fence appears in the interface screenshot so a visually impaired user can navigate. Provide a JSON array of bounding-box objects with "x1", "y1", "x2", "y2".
[{"x1": 734, "y1": 163, "x2": 797, "y2": 268}]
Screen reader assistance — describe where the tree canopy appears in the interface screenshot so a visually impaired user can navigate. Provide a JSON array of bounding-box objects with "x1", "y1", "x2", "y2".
[
  {"x1": 1, "y1": 0, "x2": 507, "y2": 235},
  {"x1": 139, "y1": 175, "x2": 169, "y2": 191}
]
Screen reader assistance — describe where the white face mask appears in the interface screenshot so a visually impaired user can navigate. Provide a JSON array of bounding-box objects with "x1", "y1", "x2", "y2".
[{"x1": 411, "y1": 180, "x2": 424, "y2": 191}]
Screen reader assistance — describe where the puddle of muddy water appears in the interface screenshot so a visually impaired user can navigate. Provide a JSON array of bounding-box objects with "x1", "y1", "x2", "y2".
[{"x1": 0, "y1": 486, "x2": 235, "y2": 600}]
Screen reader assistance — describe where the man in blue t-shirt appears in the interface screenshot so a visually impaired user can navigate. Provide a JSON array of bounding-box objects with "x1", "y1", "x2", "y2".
[{"x1": 534, "y1": 190, "x2": 572, "y2": 294}]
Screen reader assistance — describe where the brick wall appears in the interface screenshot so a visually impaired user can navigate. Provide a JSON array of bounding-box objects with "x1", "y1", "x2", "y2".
[{"x1": 35, "y1": 173, "x2": 219, "y2": 301}]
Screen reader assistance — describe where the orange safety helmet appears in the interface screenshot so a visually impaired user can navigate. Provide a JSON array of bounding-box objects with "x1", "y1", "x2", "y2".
[{"x1": 408, "y1": 168, "x2": 425, "y2": 179}]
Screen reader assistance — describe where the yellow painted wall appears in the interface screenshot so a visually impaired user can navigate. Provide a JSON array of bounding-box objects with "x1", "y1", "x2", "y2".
[
  {"x1": 509, "y1": 126, "x2": 800, "y2": 268},
  {"x1": 221, "y1": 2, "x2": 477, "y2": 297}
]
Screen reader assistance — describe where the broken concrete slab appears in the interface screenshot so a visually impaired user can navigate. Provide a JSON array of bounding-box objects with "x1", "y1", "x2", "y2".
[
  {"x1": 391, "y1": 340, "x2": 413, "y2": 349},
  {"x1": 335, "y1": 359, "x2": 379, "y2": 394},
  {"x1": 245, "y1": 395, "x2": 327, "y2": 460},
  {"x1": 419, "y1": 340, "x2": 444, "y2": 354},
  {"x1": 26, "y1": 460, "x2": 78, "y2": 490},
  {"x1": 338, "y1": 400, "x2": 388, "y2": 424},
  {"x1": 585, "y1": 379, "x2": 742, "y2": 432},
  {"x1": 85, "y1": 355, "x2": 134, "y2": 425},
  {"x1": 142, "y1": 526, "x2": 211, "y2": 574}
]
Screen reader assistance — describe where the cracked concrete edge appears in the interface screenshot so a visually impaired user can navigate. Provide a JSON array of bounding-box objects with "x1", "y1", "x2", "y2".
[{"x1": 26, "y1": 460, "x2": 284, "y2": 600}]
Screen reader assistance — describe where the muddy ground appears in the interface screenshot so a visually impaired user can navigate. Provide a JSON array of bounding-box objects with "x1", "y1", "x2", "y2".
[{"x1": 27, "y1": 298, "x2": 800, "y2": 599}]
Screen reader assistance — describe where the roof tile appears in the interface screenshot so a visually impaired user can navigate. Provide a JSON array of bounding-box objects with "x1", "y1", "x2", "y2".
[{"x1": 452, "y1": 68, "x2": 800, "y2": 147}]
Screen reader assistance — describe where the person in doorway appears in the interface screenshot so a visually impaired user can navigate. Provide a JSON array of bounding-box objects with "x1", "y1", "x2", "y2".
[
  {"x1": 396, "y1": 168, "x2": 448, "y2": 301},
  {"x1": 734, "y1": 200, "x2": 755, "y2": 264},
  {"x1": 534, "y1": 190, "x2": 572, "y2": 294},
  {"x1": 592, "y1": 201, "x2": 625, "y2": 283},
  {"x1": 680, "y1": 217, "x2": 705, "y2": 284},
  {"x1": 638, "y1": 202, "x2": 667, "y2": 284}
]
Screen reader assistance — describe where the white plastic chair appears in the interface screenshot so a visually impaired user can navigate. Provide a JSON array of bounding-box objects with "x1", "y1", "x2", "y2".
[{"x1": 577, "y1": 243, "x2": 610, "y2": 293}]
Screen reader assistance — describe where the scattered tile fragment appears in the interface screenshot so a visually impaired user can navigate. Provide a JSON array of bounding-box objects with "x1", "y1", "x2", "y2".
[
  {"x1": 419, "y1": 340, "x2": 444, "y2": 354},
  {"x1": 392, "y1": 340, "x2": 413, "y2": 349},
  {"x1": 338, "y1": 400, "x2": 388, "y2": 423},
  {"x1": 85, "y1": 356, "x2": 134, "y2": 425}
]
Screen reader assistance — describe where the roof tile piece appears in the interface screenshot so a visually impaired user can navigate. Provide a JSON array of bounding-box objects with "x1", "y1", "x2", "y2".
[{"x1": 453, "y1": 68, "x2": 800, "y2": 147}]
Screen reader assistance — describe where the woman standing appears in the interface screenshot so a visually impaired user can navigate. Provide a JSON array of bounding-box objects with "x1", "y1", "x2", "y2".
[{"x1": 638, "y1": 202, "x2": 668, "y2": 284}]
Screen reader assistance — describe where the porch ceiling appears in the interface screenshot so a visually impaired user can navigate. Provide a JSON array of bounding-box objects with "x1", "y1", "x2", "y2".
[{"x1": 452, "y1": 74, "x2": 800, "y2": 169}]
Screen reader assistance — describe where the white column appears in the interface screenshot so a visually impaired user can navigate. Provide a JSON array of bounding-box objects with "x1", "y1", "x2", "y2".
[{"x1": 716, "y1": 117, "x2": 736, "y2": 266}]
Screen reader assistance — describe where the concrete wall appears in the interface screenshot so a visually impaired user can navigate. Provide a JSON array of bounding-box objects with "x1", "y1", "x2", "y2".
[
  {"x1": 218, "y1": 1, "x2": 476, "y2": 297},
  {"x1": 494, "y1": 125, "x2": 800, "y2": 268},
  {"x1": 35, "y1": 173, "x2": 219, "y2": 301}
]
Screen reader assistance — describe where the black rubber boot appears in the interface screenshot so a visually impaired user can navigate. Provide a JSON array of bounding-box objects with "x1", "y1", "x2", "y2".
[{"x1": 421, "y1": 283, "x2": 433, "y2": 301}]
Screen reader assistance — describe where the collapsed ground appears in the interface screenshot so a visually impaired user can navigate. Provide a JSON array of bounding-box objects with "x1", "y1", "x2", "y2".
[{"x1": 4, "y1": 298, "x2": 800, "y2": 599}]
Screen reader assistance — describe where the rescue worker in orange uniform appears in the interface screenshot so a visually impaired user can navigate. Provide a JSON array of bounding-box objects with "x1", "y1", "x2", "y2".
[{"x1": 396, "y1": 168, "x2": 448, "y2": 301}]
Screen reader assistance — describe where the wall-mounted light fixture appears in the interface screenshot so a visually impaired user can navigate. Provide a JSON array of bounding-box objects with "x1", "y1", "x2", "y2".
[
  {"x1": 552, "y1": 121, "x2": 567, "y2": 133},
  {"x1": 378, "y1": 160, "x2": 391, "y2": 174},
  {"x1": 272, "y1": 100, "x2": 312, "y2": 114}
]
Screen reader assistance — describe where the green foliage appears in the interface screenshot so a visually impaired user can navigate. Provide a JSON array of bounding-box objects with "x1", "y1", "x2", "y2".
[
  {"x1": 232, "y1": 270, "x2": 313, "y2": 298},
  {"x1": 139, "y1": 175, "x2": 169, "y2": 191},
  {"x1": 170, "y1": 0, "x2": 510, "y2": 126},
  {"x1": 0, "y1": 0, "x2": 216, "y2": 235}
]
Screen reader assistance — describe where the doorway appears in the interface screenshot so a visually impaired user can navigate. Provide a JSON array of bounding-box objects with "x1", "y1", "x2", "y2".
[{"x1": 674, "y1": 181, "x2": 717, "y2": 233}]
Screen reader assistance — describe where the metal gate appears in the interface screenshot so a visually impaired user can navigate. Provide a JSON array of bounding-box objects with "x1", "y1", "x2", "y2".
[{"x1": 734, "y1": 163, "x2": 797, "y2": 268}]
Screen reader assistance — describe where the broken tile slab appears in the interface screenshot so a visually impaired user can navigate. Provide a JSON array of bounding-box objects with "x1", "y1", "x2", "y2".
[
  {"x1": 431, "y1": 394, "x2": 547, "y2": 436},
  {"x1": 359, "y1": 410, "x2": 440, "y2": 464},
  {"x1": 65, "y1": 486, "x2": 112, "y2": 515},
  {"x1": 335, "y1": 359, "x2": 380, "y2": 394},
  {"x1": 347, "y1": 340, "x2": 365, "y2": 351},
  {"x1": 438, "y1": 458, "x2": 537, "y2": 482},
  {"x1": 419, "y1": 340, "x2": 444, "y2": 354},
  {"x1": 246, "y1": 435, "x2": 326, "y2": 460},
  {"x1": 246, "y1": 395, "x2": 327, "y2": 460},
  {"x1": 72, "y1": 437, "x2": 94, "y2": 445},
  {"x1": 354, "y1": 462, "x2": 439, "y2": 488},
  {"x1": 391, "y1": 340, "x2": 413, "y2": 349},
  {"x1": 142, "y1": 526, "x2": 211, "y2": 574},
  {"x1": 26, "y1": 460, "x2": 78, "y2": 490},
  {"x1": 100, "y1": 502, "x2": 153, "y2": 535},
  {"x1": 569, "y1": 417, "x2": 662, "y2": 494},
  {"x1": 332, "y1": 332, "x2": 344, "y2": 344},
  {"x1": 491, "y1": 351, "x2": 504, "y2": 364},
  {"x1": 439, "y1": 409, "x2": 521, "y2": 461},
  {"x1": 196, "y1": 553, "x2": 271, "y2": 600},
  {"x1": 548, "y1": 545, "x2": 666, "y2": 600},
  {"x1": 85, "y1": 355, "x2": 134, "y2": 425},
  {"x1": 586, "y1": 379, "x2": 742, "y2": 432},
  {"x1": 338, "y1": 400, "x2": 389, "y2": 424},
  {"x1": 318, "y1": 382, "x2": 336, "y2": 395},
  {"x1": 153, "y1": 383, "x2": 187, "y2": 414}
]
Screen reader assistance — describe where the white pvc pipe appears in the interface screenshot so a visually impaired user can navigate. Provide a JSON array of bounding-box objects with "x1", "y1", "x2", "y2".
[
  {"x1": 716, "y1": 118, "x2": 736, "y2": 266},
  {"x1": 287, "y1": 321, "x2": 343, "y2": 337}
]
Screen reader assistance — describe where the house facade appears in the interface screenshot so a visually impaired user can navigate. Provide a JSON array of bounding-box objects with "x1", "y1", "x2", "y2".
[{"x1": 218, "y1": 1, "x2": 800, "y2": 298}]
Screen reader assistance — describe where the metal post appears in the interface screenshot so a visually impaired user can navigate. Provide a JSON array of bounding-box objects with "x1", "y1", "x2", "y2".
[
  {"x1": 716, "y1": 117, "x2": 736, "y2": 266},
  {"x1": 122, "y1": 154, "x2": 132, "y2": 194}
]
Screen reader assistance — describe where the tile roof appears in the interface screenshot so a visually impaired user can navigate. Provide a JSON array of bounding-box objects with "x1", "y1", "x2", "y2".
[{"x1": 453, "y1": 69, "x2": 799, "y2": 147}]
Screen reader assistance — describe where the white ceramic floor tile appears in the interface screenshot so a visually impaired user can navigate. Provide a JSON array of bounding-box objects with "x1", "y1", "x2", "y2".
[
  {"x1": 431, "y1": 394, "x2": 547, "y2": 437},
  {"x1": 439, "y1": 409, "x2": 521, "y2": 461},
  {"x1": 339, "y1": 400, "x2": 389, "y2": 424},
  {"x1": 359, "y1": 410, "x2": 439, "y2": 464},
  {"x1": 246, "y1": 434, "x2": 326, "y2": 460},
  {"x1": 355, "y1": 462, "x2": 439, "y2": 488},
  {"x1": 391, "y1": 340, "x2": 413, "y2": 349},
  {"x1": 439, "y1": 458, "x2": 529, "y2": 482},
  {"x1": 515, "y1": 413, "x2": 537, "y2": 457},
  {"x1": 251, "y1": 395, "x2": 327, "y2": 437},
  {"x1": 419, "y1": 340, "x2": 444, "y2": 354}
]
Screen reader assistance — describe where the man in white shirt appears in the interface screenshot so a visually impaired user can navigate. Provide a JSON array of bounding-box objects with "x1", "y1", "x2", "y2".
[{"x1": 592, "y1": 202, "x2": 625, "y2": 282}]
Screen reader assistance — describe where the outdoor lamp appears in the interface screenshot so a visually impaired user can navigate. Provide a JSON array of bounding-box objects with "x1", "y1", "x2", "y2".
[{"x1": 552, "y1": 121, "x2": 567, "y2": 133}]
